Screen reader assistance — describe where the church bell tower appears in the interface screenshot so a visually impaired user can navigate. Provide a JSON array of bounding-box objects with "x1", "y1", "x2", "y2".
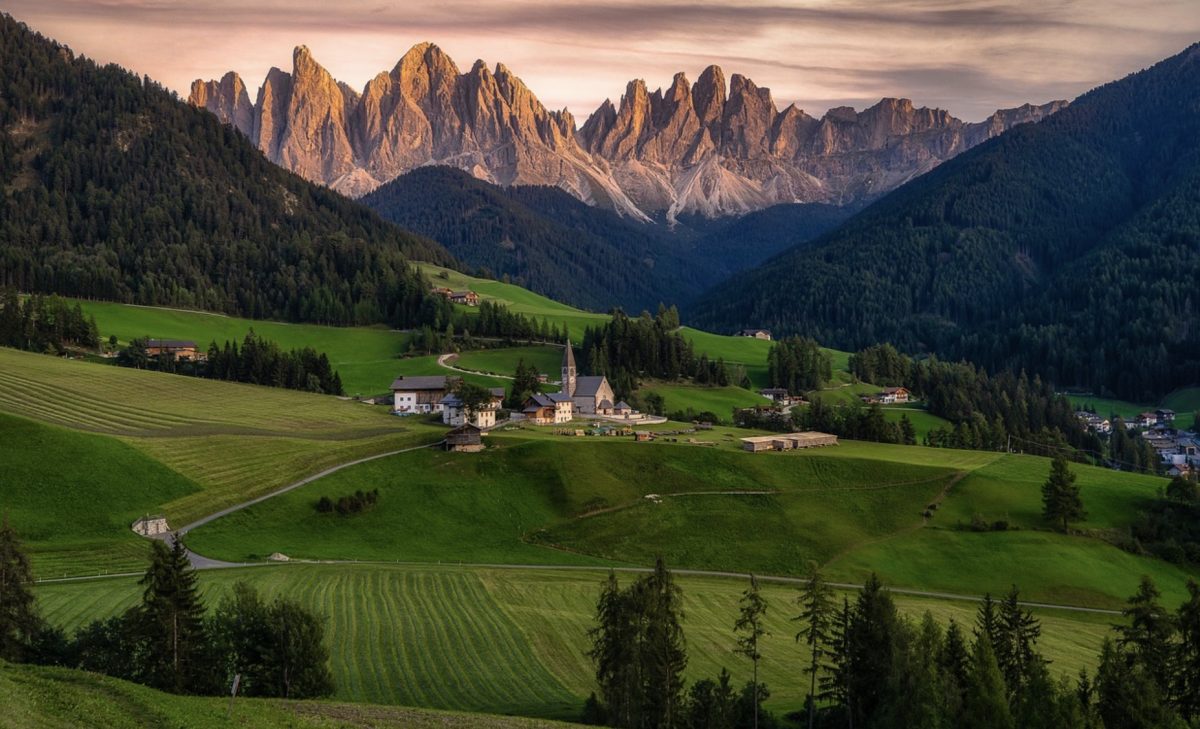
[{"x1": 562, "y1": 340, "x2": 577, "y2": 397}]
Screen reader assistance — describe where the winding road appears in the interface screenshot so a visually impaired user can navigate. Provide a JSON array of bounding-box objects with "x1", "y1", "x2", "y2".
[{"x1": 60, "y1": 435, "x2": 1119, "y2": 617}]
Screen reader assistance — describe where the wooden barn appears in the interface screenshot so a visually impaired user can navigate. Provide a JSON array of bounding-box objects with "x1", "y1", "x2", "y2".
[{"x1": 445, "y1": 424, "x2": 484, "y2": 453}]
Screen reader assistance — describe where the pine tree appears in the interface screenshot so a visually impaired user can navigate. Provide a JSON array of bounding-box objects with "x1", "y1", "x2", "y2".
[
  {"x1": 1117, "y1": 576, "x2": 1177, "y2": 693},
  {"x1": 641, "y1": 557, "x2": 687, "y2": 729},
  {"x1": 1175, "y1": 580, "x2": 1200, "y2": 721},
  {"x1": 794, "y1": 563, "x2": 835, "y2": 729},
  {"x1": 135, "y1": 538, "x2": 211, "y2": 693},
  {"x1": 1042, "y1": 455, "x2": 1085, "y2": 531},
  {"x1": 962, "y1": 636, "x2": 1014, "y2": 729},
  {"x1": 734, "y1": 574, "x2": 768, "y2": 729},
  {"x1": 0, "y1": 517, "x2": 41, "y2": 662},
  {"x1": 997, "y1": 585, "x2": 1043, "y2": 703}
]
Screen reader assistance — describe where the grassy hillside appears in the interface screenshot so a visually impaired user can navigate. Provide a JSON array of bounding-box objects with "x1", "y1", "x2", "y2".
[
  {"x1": 416, "y1": 263, "x2": 608, "y2": 340},
  {"x1": 0, "y1": 412, "x2": 199, "y2": 577},
  {"x1": 0, "y1": 658, "x2": 585, "y2": 728},
  {"x1": 73, "y1": 299, "x2": 411, "y2": 396},
  {"x1": 0, "y1": 347, "x2": 442, "y2": 573},
  {"x1": 454, "y1": 346, "x2": 564, "y2": 380},
  {"x1": 35, "y1": 563, "x2": 1117, "y2": 720},
  {"x1": 639, "y1": 381, "x2": 766, "y2": 420},
  {"x1": 1070, "y1": 386, "x2": 1200, "y2": 423},
  {"x1": 183, "y1": 432, "x2": 1195, "y2": 608}
]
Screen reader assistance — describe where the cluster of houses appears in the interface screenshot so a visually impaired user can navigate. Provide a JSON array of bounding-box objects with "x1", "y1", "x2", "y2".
[
  {"x1": 390, "y1": 343, "x2": 644, "y2": 437},
  {"x1": 1074, "y1": 407, "x2": 1200, "y2": 476},
  {"x1": 1075, "y1": 407, "x2": 1176, "y2": 436},
  {"x1": 430, "y1": 286, "x2": 480, "y2": 306},
  {"x1": 860, "y1": 387, "x2": 911, "y2": 405}
]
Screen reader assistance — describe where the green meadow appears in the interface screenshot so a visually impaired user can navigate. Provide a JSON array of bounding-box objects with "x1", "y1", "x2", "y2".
[
  {"x1": 1068, "y1": 386, "x2": 1200, "y2": 423},
  {"x1": 73, "y1": 299, "x2": 410, "y2": 396},
  {"x1": 182, "y1": 431, "x2": 1194, "y2": 609},
  {"x1": 35, "y1": 563, "x2": 1118, "y2": 720},
  {"x1": 0, "y1": 347, "x2": 443, "y2": 569},
  {"x1": 415, "y1": 263, "x2": 609, "y2": 339},
  {"x1": 0, "y1": 658, "x2": 586, "y2": 729},
  {"x1": 639, "y1": 381, "x2": 767, "y2": 420},
  {"x1": 453, "y1": 345, "x2": 564, "y2": 380}
]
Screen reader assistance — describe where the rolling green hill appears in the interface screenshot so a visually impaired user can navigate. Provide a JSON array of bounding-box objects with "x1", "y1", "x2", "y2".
[
  {"x1": 0, "y1": 412, "x2": 199, "y2": 577},
  {"x1": 183, "y1": 431, "x2": 1195, "y2": 609},
  {"x1": 34, "y1": 563, "x2": 1118, "y2": 720},
  {"x1": 0, "y1": 657, "x2": 586, "y2": 728},
  {"x1": 690, "y1": 43, "x2": 1200, "y2": 403},
  {"x1": 0, "y1": 347, "x2": 442, "y2": 573}
]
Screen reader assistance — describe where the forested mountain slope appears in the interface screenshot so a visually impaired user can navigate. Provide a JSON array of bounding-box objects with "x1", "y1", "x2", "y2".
[
  {"x1": 0, "y1": 15, "x2": 453, "y2": 326},
  {"x1": 690, "y1": 43, "x2": 1200, "y2": 402},
  {"x1": 363, "y1": 166, "x2": 852, "y2": 312},
  {"x1": 362, "y1": 166, "x2": 700, "y2": 312}
]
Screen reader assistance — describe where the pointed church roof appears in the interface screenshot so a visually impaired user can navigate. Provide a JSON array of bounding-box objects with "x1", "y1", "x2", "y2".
[{"x1": 563, "y1": 340, "x2": 576, "y2": 370}]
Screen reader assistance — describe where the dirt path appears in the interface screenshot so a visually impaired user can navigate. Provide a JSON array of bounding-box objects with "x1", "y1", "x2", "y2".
[
  {"x1": 174, "y1": 441, "x2": 443, "y2": 536},
  {"x1": 436, "y1": 352, "x2": 563, "y2": 385}
]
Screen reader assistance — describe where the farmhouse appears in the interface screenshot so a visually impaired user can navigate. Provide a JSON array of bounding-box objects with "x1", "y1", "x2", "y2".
[
  {"x1": 449, "y1": 290, "x2": 480, "y2": 306},
  {"x1": 1136, "y1": 412, "x2": 1159, "y2": 429},
  {"x1": 390, "y1": 375, "x2": 458, "y2": 414},
  {"x1": 741, "y1": 431, "x2": 838, "y2": 453},
  {"x1": 440, "y1": 392, "x2": 501, "y2": 428},
  {"x1": 445, "y1": 423, "x2": 484, "y2": 453},
  {"x1": 146, "y1": 339, "x2": 205, "y2": 362},
  {"x1": 1157, "y1": 408, "x2": 1177, "y2": 424},
  {"x1": 561, "y1": 342, "x2": 615, "y2": 415},
  {"x1": 1075, "y1": 411, "x2": 1112, "y2": 434},
  {"x1": 761, "y1": 387, "x2": 791, "y2": 404},
  {"x1": 737, "y1": 329, "x2": 772, "y2": 340},
  {"x1": 524, "y1": 392, "x2": 574, "y2": 424}
]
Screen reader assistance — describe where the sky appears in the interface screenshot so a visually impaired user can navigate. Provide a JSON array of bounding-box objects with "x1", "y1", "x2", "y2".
[{"x1": 7, "y1": 0, "x2": 1200, "y2": 122}]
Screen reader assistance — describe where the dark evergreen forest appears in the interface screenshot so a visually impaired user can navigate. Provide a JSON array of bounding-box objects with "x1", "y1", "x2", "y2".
[
  {"x1": 691, "y1": 44, "x2": 1200, "y2": 402},
  {"x1": 0, "y1": 14, "x2": 454, "y2": 328}
]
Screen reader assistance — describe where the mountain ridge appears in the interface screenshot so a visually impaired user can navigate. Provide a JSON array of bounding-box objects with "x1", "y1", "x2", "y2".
[
  {"x1": 687, "y1": 43, "x2": 1200, "y2": 402},
  {"x1": 190, "y1": 44, "x2": 1066, "y2": 220}
]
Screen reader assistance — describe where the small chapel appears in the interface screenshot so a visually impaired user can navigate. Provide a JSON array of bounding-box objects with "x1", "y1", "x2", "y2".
[{"x1": 561, "y1": 340, "x2": 615, "y2": 415}]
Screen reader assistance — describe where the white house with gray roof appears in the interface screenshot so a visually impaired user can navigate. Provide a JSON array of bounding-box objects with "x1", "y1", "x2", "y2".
[{"x1": 390, "y1": 375, "x2": 459, "y2": 414}]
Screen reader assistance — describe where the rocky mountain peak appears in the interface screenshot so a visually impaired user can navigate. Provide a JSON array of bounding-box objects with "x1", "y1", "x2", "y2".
[
  {"x1": 189, "y1": 70, "x2": 253, "y2": 137},
  {"x1": 191, "y1": 46, "x2": 1067, "y2": 221}
]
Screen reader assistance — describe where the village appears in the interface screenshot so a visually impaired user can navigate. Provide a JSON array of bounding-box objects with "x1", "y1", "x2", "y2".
[
  {"x1": 1074, "y1": 406, "x2": 1200, "y2": 476},
  {"x1": 391, "y1": 340, "x2": 839, "y2": 454}
]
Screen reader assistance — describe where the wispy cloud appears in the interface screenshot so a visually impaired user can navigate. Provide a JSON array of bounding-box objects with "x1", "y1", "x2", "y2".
[{"x1": 6, "y1": 0, "x2": 1198, "y2": 121}]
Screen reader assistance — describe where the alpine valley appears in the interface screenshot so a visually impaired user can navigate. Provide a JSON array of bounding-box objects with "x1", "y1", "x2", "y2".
[{"x1": 5, "y1": 7, "x2": 1200, "y2": 729}]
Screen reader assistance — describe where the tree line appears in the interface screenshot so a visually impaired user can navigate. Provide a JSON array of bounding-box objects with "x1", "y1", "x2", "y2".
[
  {"x1": 405, "y1": 300, "x2": 569, "y2": 356},
  {"x1": 0, "y1": 522, "x2": 333, "y2": 699},
  {"x1": 116, "y1": 330, "x2": 344, "y2": 396},
  {"x1": 0, "y1": 290, "x2": 99, "y2": 354},
  {"x1": 580, "y1": 308, "x2": 741, "y2": 400},
  {"x1": 584, "y1": 557, "x2": 1200, "y2": 729},
  {"x1": 767, "y1": 337, "x2": 832, "y2": 395}
]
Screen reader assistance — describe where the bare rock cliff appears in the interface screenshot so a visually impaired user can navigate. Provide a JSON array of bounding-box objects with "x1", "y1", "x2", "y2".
[{"x1": 190, "y1": 45, "x2": 1066, "y2": 220}]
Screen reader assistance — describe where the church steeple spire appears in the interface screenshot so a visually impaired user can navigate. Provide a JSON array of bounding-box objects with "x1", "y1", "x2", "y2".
[{"x1": 562, "y1": 339, "x2": 577, "y2": 397}]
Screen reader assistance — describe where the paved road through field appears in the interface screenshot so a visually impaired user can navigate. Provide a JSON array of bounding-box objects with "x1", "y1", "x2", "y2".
[{"x1": 66, "y1": 440, "x2": 1122, "y2": 617}]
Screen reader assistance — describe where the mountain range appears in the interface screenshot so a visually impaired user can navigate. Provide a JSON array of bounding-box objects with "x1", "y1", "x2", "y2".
[
  {"x1": 690, "y1": 43, "x2": 1200, "y2": 402},
  {"x1": 189, "y1": 44, "x2": 1066, "y2": 221}
]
